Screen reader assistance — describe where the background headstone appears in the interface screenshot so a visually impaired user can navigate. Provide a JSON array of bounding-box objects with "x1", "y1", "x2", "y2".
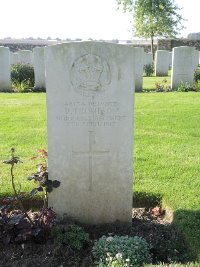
[
  {"x1": 33, "y1": 47, "x2": 46, "y2": 89},
  {"x1": 155, "y1": 50, "x2": 170, "y2": 76},
  {"x1": 10, "y1": 52, "x2": 19, "y2": 65},
  {"x1": 0, "y1": 46, "x2": 11, "y2": 91},
  {"x1": 194, "y1": 49, "x2": 199, "y2": 70},
  {"x1": 171, "y1": 46, "x2": 196, "y2": 89},
  {"x1": 45, "y1": 42, "x2": 135, "y2": 224},
  {"x1": 168, "y1": 52, "x2": 172, "y2": 68},
  {"x1": 143, "y1": 52, "x2": 153, "y2": 66},
  {"x1": 18, "y1": 50, "x2": 33, "y2": 65},
  {"x1": 134, "y1": 47, "x2": 144, "y2": 92}
]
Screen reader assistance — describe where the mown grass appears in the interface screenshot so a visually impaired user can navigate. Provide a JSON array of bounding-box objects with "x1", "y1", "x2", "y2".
[
  {"x1": 134, "y1": 92, "x2": 200, "y2": 261},
  {"x1": 145, "y1": 264, "x2": 200, "y2": 267},
  {"x1": 143, "y1": 75, "x2": 171, "y2": 91},
  {"x1": 143, "y1": 70, "x2": 171, "y2": 91},
  {"x1": 0, "y1": 92, "x2": 200, "y2": 263},
  {"x1": 0, "y1": 93, "x2": 47, "y2": 194}
]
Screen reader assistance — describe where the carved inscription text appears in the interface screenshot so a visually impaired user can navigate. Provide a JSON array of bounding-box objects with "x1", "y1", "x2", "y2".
[{"x1": 56, "y1": 101, "x2": 126, "y2": 127}]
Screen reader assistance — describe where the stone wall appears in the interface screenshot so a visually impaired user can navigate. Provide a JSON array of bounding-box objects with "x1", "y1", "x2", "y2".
[
  {"x1": 2, "y1": 38, "x2": 200, "y2": 53},
  {"x1": 0, "y1": 39, "x2": 156, "y2": 53},
  {"x1": 0, "y1": 40, "x2": 58, "y2": 52},
  {"x1": 158, "y1": 39, "x2": 200, "y2": 51}
]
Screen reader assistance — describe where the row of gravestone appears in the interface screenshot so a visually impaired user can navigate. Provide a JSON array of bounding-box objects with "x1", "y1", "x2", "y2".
[
  {"x1": 139, "y1": 47, "x2": 199, "y2": 90},
  {"x1": 2, "y1": 42, "x2": 200, "y2": 224},
  {"x1": 0, "y1": 46, "x2": 45, "y2": 91},
  {"x1": 0, "y1": 45, "x2": 199, "y2": 92}
]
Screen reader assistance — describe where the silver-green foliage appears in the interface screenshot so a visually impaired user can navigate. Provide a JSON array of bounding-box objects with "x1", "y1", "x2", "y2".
[
  {"x1": 92, "y1": 235, "x2": 152, "y2": 267},
  {"x1": 51, "y1": 224, "x2": 89, "y2": 250}
]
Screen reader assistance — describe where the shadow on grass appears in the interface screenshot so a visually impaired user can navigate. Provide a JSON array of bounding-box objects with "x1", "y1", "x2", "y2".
[
  {"x1": 173, "y1": 210, "x2": 200, "y2": 262},
  {"x1": 133, "y1": 191, "x2": 162, "y2": 208},
  {"x1": 0, "y1": 193, "x2": 44, "y2": 210},
  {"x1": 132, "y1": 191, "x2": 200, "y2": 263}
]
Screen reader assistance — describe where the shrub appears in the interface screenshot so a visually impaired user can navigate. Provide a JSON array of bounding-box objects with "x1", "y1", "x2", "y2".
[
  {"x1": 155, "y1": 79, "x2": 171, "y2": 92},
  {"x1": 92, "y1": 235, "x2": 152, "y2": 267},
  {"x1": 176, "y1": 81, "x2": 194, "y2": 92},
  {"x1": 11, "y1": 63, "x2": 35, "y2": 92},
  {"x1": 51, "y1": 224, "x2": 89, "y2": 250},
  {"x1": 144, "y1": 64, "x2": 154, "y2": 77},
  {"x1": 194, "y1": 68, "x2": 200, "y2": 83}
]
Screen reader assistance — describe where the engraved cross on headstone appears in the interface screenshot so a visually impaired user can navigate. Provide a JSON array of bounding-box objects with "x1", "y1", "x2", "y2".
[{"x1": 72, "y1": 130, "x2": 109, "y2": 191}]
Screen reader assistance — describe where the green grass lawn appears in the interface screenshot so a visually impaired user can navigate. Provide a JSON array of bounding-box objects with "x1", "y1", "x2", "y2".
[
  {"x1": 0, "y1": 93, "x2": 47, "y2": 194},
  {"x1": 0, "y1": 92, "x2": 200, "y2": 263},
  {"x1": 134, "y1": 92, "x2": 200, "y2": 261},
  {"x1": 143, "y1": 75, "x2": 171, "y2": 90}
]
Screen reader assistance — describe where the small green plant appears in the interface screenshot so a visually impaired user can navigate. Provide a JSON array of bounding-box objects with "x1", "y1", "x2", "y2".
[
  {"x1": 3, "y1": 148, "x2": 34, "y2": 225},
  {"x1": 144, "y1": 64, "x2": 154, "y2": 77},
  {"x1": 92, "y1": 235, "x2": 152, "y2": 267},
  {"x1": 51, "y1": 224, "x2": 89, "y2": 250},
  {"x1": 155, "y1": 79, "x2": 171, "y2": 92},
  {"x1": 176, "y1": 81, "x2": 194, "y2": 92},
  {"x1": 193, "y1": 68, "x2": 200, "y2": 91},
  {"x1": 12, "y1": 79, "x2": 32, "y2": 92},
  {"x1": 11, "y1": 63, "x2": 35, "y2": 92},
  {"x1": 194, "y1": 68, "x2": 200, "y2": 83},
  {"x1": 28, "y1": 149, "x2": 61, "y2": 208}
]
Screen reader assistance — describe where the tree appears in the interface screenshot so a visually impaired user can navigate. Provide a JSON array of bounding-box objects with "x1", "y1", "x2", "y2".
[{"x1": 117, "y1": 0, "x2": 185, "y2": 58}]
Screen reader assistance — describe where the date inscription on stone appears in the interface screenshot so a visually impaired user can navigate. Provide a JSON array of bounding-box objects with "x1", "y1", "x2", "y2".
[{"x1": 56, "y1": 101, "x2": 126, "y2": 127}]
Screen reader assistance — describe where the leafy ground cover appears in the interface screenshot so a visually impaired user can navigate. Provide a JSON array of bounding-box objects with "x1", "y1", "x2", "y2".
[{"x1": 0, "y1": 92, "x2": 200, "y2": 265}]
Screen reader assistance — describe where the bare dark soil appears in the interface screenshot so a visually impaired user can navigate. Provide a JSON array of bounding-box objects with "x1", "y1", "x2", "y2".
[{"x1": 0, "y1": 207, "x2": 191, "y2": 267}]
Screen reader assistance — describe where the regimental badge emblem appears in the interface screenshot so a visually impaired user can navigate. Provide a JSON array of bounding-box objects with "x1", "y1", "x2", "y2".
[{"x1": 71, "y1": 54, "x2": 111, "y2": 97}]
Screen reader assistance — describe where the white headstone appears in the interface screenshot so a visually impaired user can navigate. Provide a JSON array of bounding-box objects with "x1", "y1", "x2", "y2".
[
  {"x1": 18, "y1": 50, "x2": 33, "y2": 65},
  {"x1": 194, "y1": 50, "x2": 199, "y2": 70},
  {"x1": 10, "y1": 52, "x2": 19, "y2": 65},
  {"x1": 134, "y1": 47, "x2": 144, "y2": 92},
  {"x1": 144, "y1": 52, "x2": 153, "y2": 66},
  {"x1": 0, "y1": 47, "x2": 11, "y2": 91},
  {"x1": 45, "y1": 42, "x2": 135, "y2": 224},
  {"x1": 155, "y1": 50, "x2": 170, "y2": 76},
  {"x1": 168, "y1": 52, "x2": 172, "y2": 68},
  {"x1": 171, "y1": 46, "x2": 196, "y2": 90},
  {"x1": 199, "y1": 51, "x2": 200, "y2": 65},
  {"x1": 33, "y1": 47, "x2": 46, "y2": 89}
]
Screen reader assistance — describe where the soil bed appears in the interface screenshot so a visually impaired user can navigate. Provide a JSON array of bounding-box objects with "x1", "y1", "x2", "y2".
[{"x1": 0, "y1": 207, "x2": 191, "y2": 267}]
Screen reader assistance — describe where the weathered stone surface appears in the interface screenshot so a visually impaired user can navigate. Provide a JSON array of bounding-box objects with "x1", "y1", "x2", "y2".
[
  {"x1": 33, "y1": 47, "x2": 46, "y2": 89},
  {"x1": 144, "y1": 52, "x2": 153, "y2": 66},
  {"x1": 171, "y1": 46, "x2": 196, "y2": 89},
  {"x1": 10, "y1": 52, "x2": 19, "y2": 64},
  {"x1": 0, "y1": 47, "x2": 11, "y2": 91},
  {"x1": 155, "y1": 50, "x2": 170, "y2": 76},
  {"x1": 134, "y1": 47, "x2": 144, "y2": 92},
  {"x1": 168, "y1": 52, "x2": 172, "y2": 67},
  {"x1": 18, "y1": 50, "x2": 33, "y2": 64},
  {"x1": 45, "y1": 42, "x2": 135, "y2": 224}
]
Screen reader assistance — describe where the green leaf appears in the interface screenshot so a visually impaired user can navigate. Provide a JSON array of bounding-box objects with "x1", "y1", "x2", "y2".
[
  {"x1": 46, "y1": 185, "x2": 53, "y2": 193},
  {"x1": 30, "y1": 188, "x2": 38, "y2": 196},
  {"x1": 52, "y1": 180, "x2": 61, "y2": 188},
  {"x1": 37, "y1": 186, "x2": 43, "y2": 192}
]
